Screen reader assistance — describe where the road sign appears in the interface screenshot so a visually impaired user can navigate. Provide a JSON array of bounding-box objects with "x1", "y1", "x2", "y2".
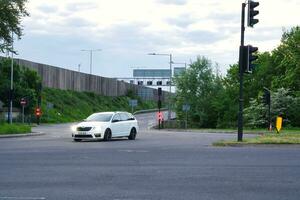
[
  {"x1": 182, "y1": 104, "x2": 190, "y2": 111},
  {"x1": 129, "y1": 99, "x2": 138, "y2": 107},
  {"x1": 276, "y1": 116, "x2": 283, "y2": 133},
  {"x1": 47, "y1": 102, "x2": 54, "y2": 109},
  {"x1": 20, "y1": 98, "x2": 27, "y2": 106}
]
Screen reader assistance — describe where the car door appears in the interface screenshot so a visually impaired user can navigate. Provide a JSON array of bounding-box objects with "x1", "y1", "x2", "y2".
[
  {"x1": 119, "y1": 113, "x2": 130, "y2": 136},
  {"x1": 110, "y1": 113, "x2": 122, "y2": 137}
]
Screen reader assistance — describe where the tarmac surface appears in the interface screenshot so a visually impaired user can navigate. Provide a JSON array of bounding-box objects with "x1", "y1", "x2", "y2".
[{"x1": 0, "y1": 113, "x2": 299, "y2": 200}]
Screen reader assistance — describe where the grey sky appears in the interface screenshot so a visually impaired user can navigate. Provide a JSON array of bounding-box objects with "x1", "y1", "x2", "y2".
[{"x1": 3, "y1": 0, "x2": 299, "y2": 77}]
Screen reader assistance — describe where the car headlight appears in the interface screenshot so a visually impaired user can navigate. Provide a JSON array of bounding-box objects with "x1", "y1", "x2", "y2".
[{"x1": 71, "y1": 125, "x2": 77, "y2": 132}]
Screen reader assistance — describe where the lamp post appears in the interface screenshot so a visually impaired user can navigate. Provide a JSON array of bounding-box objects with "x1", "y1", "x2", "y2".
[
  {"x1": 9, "y1": 31, "x2": 14, "y2": 124},
  {"x1": 148, "y1": 53, "x2": 173, "y2": 120},
  {"x1": 81, "y1": 49, "x2": 101, "y2": 74}
]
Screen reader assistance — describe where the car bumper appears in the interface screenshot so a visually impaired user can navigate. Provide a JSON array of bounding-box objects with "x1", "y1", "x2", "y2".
[{"x1": 72, "y1": 132, "x2": 103, "y2": 140}]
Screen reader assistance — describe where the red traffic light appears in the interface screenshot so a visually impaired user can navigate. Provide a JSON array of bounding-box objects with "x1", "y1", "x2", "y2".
[{"x1": 35, "y1": 107, "x2": 42, "y2": 116}]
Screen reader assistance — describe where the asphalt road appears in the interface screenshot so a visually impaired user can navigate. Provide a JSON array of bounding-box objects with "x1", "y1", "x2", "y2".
[{"x1": 0, "y1": 115, "x2": 300, "y2": 200}]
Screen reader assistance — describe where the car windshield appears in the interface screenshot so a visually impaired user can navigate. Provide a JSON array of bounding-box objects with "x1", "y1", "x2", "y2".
[{"x1": 85, "y1": 113, "x2": 113, "y2": 122}]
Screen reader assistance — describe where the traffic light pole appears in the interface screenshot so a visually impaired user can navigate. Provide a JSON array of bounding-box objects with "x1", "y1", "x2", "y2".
[{"x1": 238, "y1": 3, "x2": 246, "y2": 142}]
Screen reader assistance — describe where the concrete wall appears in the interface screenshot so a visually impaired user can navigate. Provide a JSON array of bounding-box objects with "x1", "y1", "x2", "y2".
[{"x1": 12, "y1": 58, "x2": 166, "y2": 101}]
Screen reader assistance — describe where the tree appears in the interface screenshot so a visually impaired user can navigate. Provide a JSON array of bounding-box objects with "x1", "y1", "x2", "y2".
[
  {"x1": 174, "y1": 56, "x2": 224, "y2": 128},
  {"x1": 0, "y1": 58, "x2": 41, "y2": 115},
  {"x1": 0, "y1": 0, "x2": 29, "y2": 53}
]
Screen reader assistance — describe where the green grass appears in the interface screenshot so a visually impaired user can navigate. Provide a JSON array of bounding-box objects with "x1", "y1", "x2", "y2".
[
  {"x1": 213, "y1": 131, "x2": 300, "y2": 146},
  {"x1": 40, "y1": 88, "x2": 157, "y2": 123},
  {"x1": 0, "y1": 124, "x2": 31, "y2": 135}
]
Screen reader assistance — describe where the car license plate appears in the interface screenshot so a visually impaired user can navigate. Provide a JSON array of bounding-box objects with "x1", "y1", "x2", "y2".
[{"x1": 79, "y1": 132, "x2": 86, "y2": 135}]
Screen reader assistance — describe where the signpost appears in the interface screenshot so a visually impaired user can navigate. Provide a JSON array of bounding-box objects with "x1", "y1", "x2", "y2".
[
  {"x1": 182, "y1": 104, "x2": 190, "y2": 129},
  {"x1": 20, "y1": 98, "x2": 27, "y2": 123},
  {"x1": 129, "y1": 99, "x2": 138, "y2": 113}
]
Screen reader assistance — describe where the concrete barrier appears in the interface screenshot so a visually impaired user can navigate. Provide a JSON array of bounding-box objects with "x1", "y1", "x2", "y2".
[{"x1": 10, "y1": 58, "x2": 167, "y2": 101}]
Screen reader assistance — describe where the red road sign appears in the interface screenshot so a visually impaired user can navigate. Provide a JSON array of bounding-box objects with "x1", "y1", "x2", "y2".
[{"x1": 20, "y1": 98, "x2": 27, "y2": 106}]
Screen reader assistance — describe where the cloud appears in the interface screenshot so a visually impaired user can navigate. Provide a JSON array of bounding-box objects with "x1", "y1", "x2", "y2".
[
  {"x1": 157, "y1": 0, "x2": 188, "y2": 5},
  {"x1": 166, "y1": 14, "x2": 196, "y2": 28},
  {"x1": 63, "y1": 17, "x2": 96, "y2": 28},
  {"x1": 183, "y1": 30, "x2": 228, "y2": 44},
  {"x1": 37, "y1": 5, "x2": 58, "y2": 13},
  {"x1": 65, "y1": 2, "x2": 98, "y2": 12}
]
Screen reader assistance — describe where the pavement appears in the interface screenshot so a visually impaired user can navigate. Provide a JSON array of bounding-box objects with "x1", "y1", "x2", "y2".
[{"x1": 0, "y1": 113, "x2": 300, "y2": 200}]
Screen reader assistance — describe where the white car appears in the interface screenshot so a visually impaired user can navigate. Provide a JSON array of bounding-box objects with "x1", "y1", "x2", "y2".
[{"x1": 71, "y1": 112, "x2": 139, "y2": 142}]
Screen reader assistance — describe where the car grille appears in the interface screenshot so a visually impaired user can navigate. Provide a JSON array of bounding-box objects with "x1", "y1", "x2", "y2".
[
  {"x1": 76, "y1": 127, "x2": 92, "y2": 131},
  {"x1": 75, "y1": 135, "x2": 93, "y2": 138}
]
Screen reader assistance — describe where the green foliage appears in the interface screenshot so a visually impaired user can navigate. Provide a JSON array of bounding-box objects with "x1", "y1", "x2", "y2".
[
  {"x1": 174, "y1": 56, "x2": 224, "y2": 128},
  {"x1": 244, "y1": 97, "x2": 267, "y2": 128},
  {"x1": 0, "y1": 0, "x2": 29, "y2": 53},
  {"x1": 0, "y1": 58, "x2": 41, "y2": 115},
  {"x1": 0, "y1": 123, "x2": 31, "y2": 135},
  {"x1": 174, "y1": 26, "x2": 300, "y2": 128},
  {"x1": 40, "y1": 88, "x2": 156, "y2": 123}
]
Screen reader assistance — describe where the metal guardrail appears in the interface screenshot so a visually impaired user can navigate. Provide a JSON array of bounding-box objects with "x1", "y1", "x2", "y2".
[{"x1": 133, "y1": 108, "x2": 168, "y2": 115}]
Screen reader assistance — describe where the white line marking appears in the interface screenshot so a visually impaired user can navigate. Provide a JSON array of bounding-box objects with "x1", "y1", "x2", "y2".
[{"x1": 0, "y1": 197, "x2": 46, "y2": 200}]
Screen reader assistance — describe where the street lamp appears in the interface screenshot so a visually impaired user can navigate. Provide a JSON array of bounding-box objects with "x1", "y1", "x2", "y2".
[
  {"x1": 9, "y1": 31, "x2": 14, "y2": 124},
  {"x1": 81, "y1": 49, "x2": 101, "y2": 74},
  {"x1": 148, "y1": 52, "x2": 173, "y2": 120}
]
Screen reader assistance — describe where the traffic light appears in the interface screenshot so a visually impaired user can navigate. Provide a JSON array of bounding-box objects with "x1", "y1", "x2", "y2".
[
  {"x1": 245, "y1": 45, "x2": 258, "y2": 73},
  {"x1": 248, "y1": 0, "x2": 259, "y2": 27},
  {"x1": 35, "y1": 107, "x2": 42, "y2": 117},
  {"x1": 158, "y1": 87, "x2": 162, "y2": 96}
]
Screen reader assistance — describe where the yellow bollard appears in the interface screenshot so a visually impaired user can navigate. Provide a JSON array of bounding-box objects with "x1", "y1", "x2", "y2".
[{"x1": 275, "y1": 116, "x2": 283, "y2": 134}]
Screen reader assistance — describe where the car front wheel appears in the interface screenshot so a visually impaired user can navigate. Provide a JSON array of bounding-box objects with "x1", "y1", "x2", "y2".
[{"x1": 103, "y1": 129, "x2": 112, "y2": 141}]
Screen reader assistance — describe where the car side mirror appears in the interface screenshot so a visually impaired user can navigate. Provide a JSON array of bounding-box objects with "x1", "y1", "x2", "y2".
[{"x1": 112, "y1": 119, "x2": 119, "y2": 123}]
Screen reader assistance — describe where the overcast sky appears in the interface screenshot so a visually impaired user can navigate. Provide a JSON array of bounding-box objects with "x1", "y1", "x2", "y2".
[{"x1": 3, "y1": 0, "x2": 300, "y2": 77}]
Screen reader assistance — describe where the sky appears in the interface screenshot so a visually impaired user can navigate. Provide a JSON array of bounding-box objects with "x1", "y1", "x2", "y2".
[{"x1": 3, "y1": 0, "x2": 300, "y2": 78}]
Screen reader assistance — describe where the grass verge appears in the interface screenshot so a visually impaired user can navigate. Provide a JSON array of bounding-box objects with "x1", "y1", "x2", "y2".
[
  {"x1": 0, "y1": 124, "x2": 32, "y2": 135},
  {"x1": 213, "y1": 131, "x2": 300, "y2": 146},
  {"x1": 41, "y1": 88, "x2": 157, "y2": 123}
]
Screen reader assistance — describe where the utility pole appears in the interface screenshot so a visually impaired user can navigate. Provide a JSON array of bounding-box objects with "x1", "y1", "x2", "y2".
[
  {"x1": 147, "y1": 53, "x2": 173, "y2": 121},
  {"x1": 9, "y1": 31, "x2": 14, "y2": 124},
  {"x1": 238, "y1": 3, "x2": 246, "y2": 142},
  {"x1": 238, "y1": 0, "x2": 259, "y2": 141},
  {"x1": 81, "y1": 49, "x2": 101, "y2": 74},
  {"x1": 168, "y1": 54, "x2": 172, "y2": 121}
]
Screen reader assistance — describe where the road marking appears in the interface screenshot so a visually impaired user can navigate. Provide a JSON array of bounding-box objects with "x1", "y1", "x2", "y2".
[
  {"x1": 118, "y1": 149, "x2": 149, "y2": 153},
  {"x1": 0, "y1": 197, "x2": 46, "y2": 200}
]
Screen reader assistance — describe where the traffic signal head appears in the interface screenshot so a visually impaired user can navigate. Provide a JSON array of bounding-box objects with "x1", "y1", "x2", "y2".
[
  {"x1": 158, "y1": 87, "x2": 162, "y2": 96},
  {"x1": 246, "y1": 45, "x2": 258, "y2": 73},
  {"x1": 248, "y1": 0, "x2": 259, "y2": 27},
  {"x1": 35, "y1": 107, "x2": 42, "y2": 117}
]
